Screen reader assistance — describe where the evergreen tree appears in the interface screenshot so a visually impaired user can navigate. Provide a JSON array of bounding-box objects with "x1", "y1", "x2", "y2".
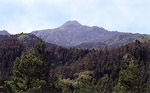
[
  {"x1": 8, "y1": 41, "x2": 51, "y2": 92},
  {"x1": 34, "y1": 40, "x2": 51, "y2": 82},
  {"x1": 114, "y1": 54, "x2": 146, "y2": 93},
  {"x1": 8, "y1": 50, "x2": 48, "y2": 92},
  {"x1": 95, "y1": 74, "x2": 109, "y2": 93}
]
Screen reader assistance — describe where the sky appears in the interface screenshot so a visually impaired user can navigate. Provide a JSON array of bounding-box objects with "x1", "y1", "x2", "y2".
[{"x1": 0, "y1": 0, "x2": 150, "y2": 34}]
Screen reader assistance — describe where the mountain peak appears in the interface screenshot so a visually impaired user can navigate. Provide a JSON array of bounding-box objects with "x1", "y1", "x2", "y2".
[
  {"x1": 65, "y1": 20, "x2": 81, "y2": 24},
  {"x1": 60, "y1": 20, "x2": 82, "y2": 29}
]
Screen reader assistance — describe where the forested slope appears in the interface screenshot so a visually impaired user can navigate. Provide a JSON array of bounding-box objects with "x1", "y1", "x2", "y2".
[{"x1": 0, "y1": 34, "x2": 150, "y2": 93}]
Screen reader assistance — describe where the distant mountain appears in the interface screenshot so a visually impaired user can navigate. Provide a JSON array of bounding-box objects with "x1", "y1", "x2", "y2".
[
  {"x1": 135, "y1": 36, "x2": 150, "y2": 43},
  {"x1": 74, "y1": 42, "x2": 109, "y2": 49},
  {"x1": 75, "y1": 33, "x2": 146, "y2": 49},
  {"x1": 31, "y1": 21, "x2": 146, "y2": 48},
  {"x1": 104, "y1": 33, "x2": 145, "y2": 48},
  {"x1": 0, "y1": 30, "x2": 10, "y2": 35}
]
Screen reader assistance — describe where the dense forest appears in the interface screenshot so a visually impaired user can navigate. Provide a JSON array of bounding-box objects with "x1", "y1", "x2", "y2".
[{"x1": 0, "y1": 34, "x2": 150, "y2": 93}]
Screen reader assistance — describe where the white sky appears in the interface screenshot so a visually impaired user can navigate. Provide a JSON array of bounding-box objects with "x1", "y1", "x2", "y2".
[{"x1": 0, "y1": 0, "x2": 150, "y2": 34}]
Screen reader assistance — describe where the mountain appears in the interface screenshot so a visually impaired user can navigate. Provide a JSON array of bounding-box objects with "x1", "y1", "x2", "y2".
[
  {"x1": 74, "y1": 33, "x2": 145, "y2": 49},
  {"x1": 74, "y1": 42, "x2": 110, "y2": 49},
  {"x1": 31, "y1": 21, "x2": 146, "y2": 48},
  {"x1": 0, "y1": 29, "x2": 150, "y2": 92},
  {"x1": 0, "y1": 30, "x2": 10, "y2": 35},
  {"x1": 135, "y1": 36, "x2": 150, "y2": 43},
  {"x1": 104, "y1": 33, "x2": 145, "y2": 47}
]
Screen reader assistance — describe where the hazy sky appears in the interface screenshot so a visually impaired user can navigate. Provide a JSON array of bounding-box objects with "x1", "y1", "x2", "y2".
[{"x1": 0, "y1": 0, "x2": 149, "y2": 34}]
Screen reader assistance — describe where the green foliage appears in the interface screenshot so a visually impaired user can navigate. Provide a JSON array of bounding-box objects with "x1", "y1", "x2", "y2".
[
  {"x1": 1, "y1": 33, "x2": 150, "y2": 93},
  {"x1": 17, "y1": 34, "x2": 30, "y2": 41},
  {"x1": 146, "y1": 67, "x2": 150, "y2": 92},
  {"x1": 9, "y1": 50, "x2": 47, "y2": 92},
  {"x1": 56, "y1": 71, "x2": 95, "y2": 93},
  {"x1": 0, "y1": 77, "x2": 12, "y2": 92},
  {"x1": 55, "y1": 76, "x2": 73, "y2": 93},
  {"x1": 73, "y1": 73, "x2": 95, "y2": 93},
  {"x1": 114, "y1": 54, "x2": 148, "y2": 92},
  {"x1": 95, "y1": 74, "x2": 109, "y2": 93},
  {"x1": 8, "y1": 41, "x2": 52, "y2": 92}
]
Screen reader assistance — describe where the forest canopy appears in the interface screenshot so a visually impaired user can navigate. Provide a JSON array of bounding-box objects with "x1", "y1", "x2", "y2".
[{"x1": 0, "y1": 34, "x2": 150, "y2": 93}]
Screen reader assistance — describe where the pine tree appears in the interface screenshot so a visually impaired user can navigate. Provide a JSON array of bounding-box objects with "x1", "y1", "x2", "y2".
[
  {"x1": 95, "y1": 74, "x2": 109, "y2": 93},
  {"x1": 8, "y1": 50, "x2": 47, "y2": 92},
  {"x1": 8, "y1": 41, "x2": 51, "y2": 92},
  {"x1": 114, "y1": 54, "x2": 143, "y2": 92}
]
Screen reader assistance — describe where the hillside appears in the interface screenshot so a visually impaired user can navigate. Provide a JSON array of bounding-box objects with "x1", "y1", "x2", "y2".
[
  {"x1": 0, "y1": 30, "x2": 10, "y2": 36},
  {"x1": 31, "y1": 21, "x2": 145, "y2": 48},
  {"x1": 0, "y1": 33, "x2": 56, "y2": 78},
  {"x1": 135, "y1": 36, "x2": 150, "y2": 43},
  {"x1": 74, "y1": 42, "x2": 110, "y2": 49},
  {"x1": 0, "y1": 35, "x2": 150, "y2": 92},
  {"x1": 0, "y1": 33, "x2": 56, "y2": 49}
]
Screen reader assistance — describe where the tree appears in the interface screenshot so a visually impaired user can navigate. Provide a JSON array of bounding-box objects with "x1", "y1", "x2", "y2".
[
  {"x1": 8, "y1": 50, "x2": 48, "y2": 92},
  {"x1": 95, "y1": 74, "x2": 109, "y2": 93},
  {"x1": 74, "y1": 75, "x2": 95, "y2": 93},
  {"x1": 55, "y1": 76, "x2": 73, "y2": 93},
  {"x1": 34, "y1": 40, "x2": 51, "y2": 81},
  {"x1": 114, "y1": 54, "x2": 143, "y2": 93}
]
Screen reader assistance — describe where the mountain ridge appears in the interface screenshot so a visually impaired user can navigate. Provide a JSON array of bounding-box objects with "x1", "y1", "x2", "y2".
[{"x1": 31, "y1": 20, "x2": 146, "y2": 48}]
